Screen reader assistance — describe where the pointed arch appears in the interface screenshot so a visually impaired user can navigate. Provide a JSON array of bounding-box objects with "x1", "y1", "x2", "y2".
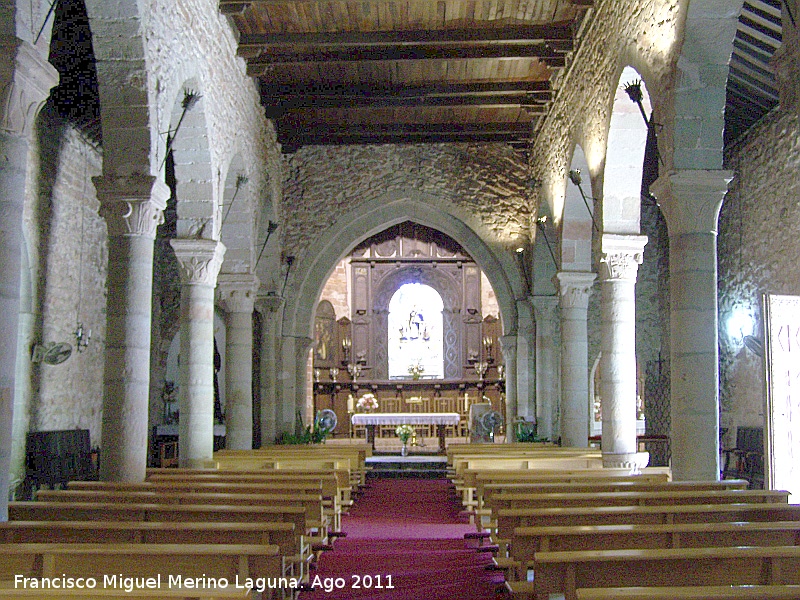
[{"x1": 282, "y1": 192, "x2": 523, "y2": 344}]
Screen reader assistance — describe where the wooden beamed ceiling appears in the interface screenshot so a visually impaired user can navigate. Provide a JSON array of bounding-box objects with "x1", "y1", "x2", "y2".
[{"x1": 221, "y1": 0, "x2": 593, "y2": 150}]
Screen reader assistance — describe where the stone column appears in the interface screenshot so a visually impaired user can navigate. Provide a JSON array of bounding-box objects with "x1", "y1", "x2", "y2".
[
  {"x1": 532, "y1": 296, "x2": 559, "y2": 441},
  {"x1": 256, "y1": 295, "x2": 283, "y2": 445},
  {"x1": 555, "y1": 272, "x2": 596, "y2": 447},
  {"x1": 171, "y1": 239, "x2": 225, "y2": 468},
  {"x1": 96, "y1": 175, "x2": 169, "y2": 481},
  {"x1": 217, "y1": 273, "x2": 259, "y2": 450},
  {"x1": 276, "y1": 335, "x2": 314, "y2": 435},
  {"x1": 598, "y1": 234, "x2": 650, "y2": 470},
  {"x1": 652, "y1": 170, "x2": 732, "y2": 481},
  {"x1": 0, "y1": 38, "x2": 58, "y2": 517},
  {"x1": 499, "y1": 335, "x2": 518, "y2": 442}
]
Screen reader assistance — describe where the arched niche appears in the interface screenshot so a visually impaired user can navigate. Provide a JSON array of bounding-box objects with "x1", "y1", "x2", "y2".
[{"x1": 388, "y1": 283, "x2": 445, "y2": 380}]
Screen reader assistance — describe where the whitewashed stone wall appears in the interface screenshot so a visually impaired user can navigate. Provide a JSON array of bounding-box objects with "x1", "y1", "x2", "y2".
[
  {"x1": 281, "y1": 143, "x2": 531, "y2": 262},
  {"x1": 718, "y1": 108, "x2": 800, "y2": 442},
  {"x1": 24, "y1": 107, "x2": 106, "y2": 444}
]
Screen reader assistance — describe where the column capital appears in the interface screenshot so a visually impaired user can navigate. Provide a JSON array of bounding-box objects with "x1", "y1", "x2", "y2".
[
  {"x1": 170, "y1": 239, "x2": 226, "y2": 286},
  {"x1": 217, "y1": 273, "x2": 260, "y2": 314},
  {"x1": 532, "y1": 295, "x2": 559, "y2": 323},
  {"x1": 499, "y1": 335, "x2": 517, "y2": 362},
  {"x1": 599, "y1": 234, "x2": 647, "y2": 282},
  {"x1": 650, "y1": 169, "x2": 734, "y2": 236},
  {"x1": 554, "y1": 271, "x2": 597, "y2": 309},
  {"x1": 95, "y1": 175, "x2": 170, "y2": 238},
  {"x1": 0, "y1": 37, "x2": 58, "y2": 136},
  {"x1": 255, "y1": 294, "x2": 285, "y2": 314}
]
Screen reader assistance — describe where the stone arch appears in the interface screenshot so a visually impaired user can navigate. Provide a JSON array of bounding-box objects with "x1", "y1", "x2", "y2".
[
  {"x1": 672, "y1": 0, "x2": 744, "y2": 171},
  {"x1": 282, "y1": 192, "x2": 522, "y2": 343},
  {"x1": 219, "y1": 152, "x2": 253, "y2": 272},
  {"x1": 168, "y1": 80, "x2": 217, "y2": 241},
  {"x1": 561, "y1": 144, "x2": 595, "y2": 272},
  {"x1": 84, "y1": 0, "x2": 151, "y2": 177},
  {"x1": 602, "y1": 65, "x2": 652, "y2": 234}
]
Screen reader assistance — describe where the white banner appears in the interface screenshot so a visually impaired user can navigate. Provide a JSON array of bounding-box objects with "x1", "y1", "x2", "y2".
[{"x1": 764, "y1": 293, "x2": 800, "y2": 503}]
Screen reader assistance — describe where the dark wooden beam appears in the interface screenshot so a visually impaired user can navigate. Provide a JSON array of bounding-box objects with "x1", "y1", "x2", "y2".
[
  {"x1": 263, "y1": 94, "x2": 549, "y2": 111},
  {"x1": 238, "y1": 24, "x2": 574, "y2": 49},
  {"x1": 259, "y1": 80, "x2": 551, "y2": 98},
  {"x1": 246, "y1": 44, "x2": 568, "y2": 71},
  {"x1": 275, "y1": 121, "x2": 535, "y2": 148},
  {"x1": 223, "y1": 0, "x2": 590, "y2": 7}
]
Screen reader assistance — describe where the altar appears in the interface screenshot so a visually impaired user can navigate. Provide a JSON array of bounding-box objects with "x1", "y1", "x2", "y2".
[{"x1": 351, "y1": 412, "x2": 461, "y2": 453}]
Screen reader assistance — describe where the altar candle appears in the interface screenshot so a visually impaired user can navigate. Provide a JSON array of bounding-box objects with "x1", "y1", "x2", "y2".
[
  {"x1": 347, "y1": 394, "x2": 354, "y2": 412},
  {"x1": 464, "y1": 392, "x2": 469, "y2": 413}
]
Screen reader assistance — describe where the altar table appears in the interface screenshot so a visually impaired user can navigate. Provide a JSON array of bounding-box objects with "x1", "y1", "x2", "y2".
[{"x1": 351, "y1": 412, "x2": 461, "y2": 453}]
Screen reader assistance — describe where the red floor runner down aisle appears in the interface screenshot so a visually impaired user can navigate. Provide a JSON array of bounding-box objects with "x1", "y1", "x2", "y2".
[{"x1": 297, "y1": 478, "x2": 506, "y2": 600}]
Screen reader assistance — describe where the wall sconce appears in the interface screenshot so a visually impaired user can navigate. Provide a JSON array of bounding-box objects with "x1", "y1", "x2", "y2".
[
  {"x1": 347, "y1": 362, "x2": 361, "y2": 381},
  {"x1": 255, "y1": 220, "x2": 280, "y2": 268},
  {"x1": 568, "y1": 169, "x2": 599, "y2": 233},
  {"x1": 280, "y1": 255, "x2": 295, "y2": 296},
  {"x1": 342, "y1": 336, "x2": 352, "y2": 362},
  {"x1": 482, "y1": 336, "x2": 494, "y2": 363},
  {"x1": 535, "y1": 216, "x2": 559, "y2": 271},
  {"x1": 74, "y1": 322, "x2": 91, "y2": 353}
]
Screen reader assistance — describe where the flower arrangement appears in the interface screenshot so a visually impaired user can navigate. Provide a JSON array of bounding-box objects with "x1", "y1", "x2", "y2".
[
  {"x1": 356, "y1": 393, "x2": 379, "y2": 411},
  {"x1": 395, "y1": 424, "x2": 415, "y2": 445},
  {"x1": 408, "y1": 361, "x2": 425, "y2": 379}
]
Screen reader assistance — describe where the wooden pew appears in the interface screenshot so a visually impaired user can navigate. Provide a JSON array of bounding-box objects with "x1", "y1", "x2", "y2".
[
  {"x1": 7, "y1": 502, "x2": 310, "y2": 581},
  {"x1": 0, "y1": 544, "x2": 283, "y2": 599},
  {"x1": 33, "y1": 490, "x2": 326, "y2": 535},
  {"x1": 479, "y1": 479, "x2": 749, "y2": 511},
  {"x1": 0, "y1": 520, "x2": 295, "y2": 559},
  {"x1": 574, "y1": 585, "x2": 800, "y2": 599},
  {"x1": 458, "y1": 468, "x2": 672, "y2": 509},
  {"x1": 66, "y1": 480, "x2": 344, "y2": 532},
  {"x1": 485, "y1": 489, "x2": 790, "y2": 513},
  {"x1": 495, "y1": 502, "x2": 800, "y2": 542},
  {"x1": 529, "y1": 546, "x2": 800, "y2": 600},
  {"x1": 145, "y1": 469, "x2": 353, "y2": 513},
  {"x1": 511, "y1": 520, "x2": 800, "y2": 581},
  {"x1": 0, "y1": 580, "x2": 252, "y2": 599}
]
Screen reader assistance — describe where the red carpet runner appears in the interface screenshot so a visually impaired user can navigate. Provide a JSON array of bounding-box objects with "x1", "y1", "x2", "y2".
[{"x1": 297, "y1": 477, "x2": 506, "y2": 599}]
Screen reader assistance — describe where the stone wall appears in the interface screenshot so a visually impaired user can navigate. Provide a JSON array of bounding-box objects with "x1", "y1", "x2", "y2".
[
  {"x1": 719, "y1": 108, "x2": 800, "y2": 441},
  {"x1": 26, "y1": 106, "x2": 106, "y2": 445},
  {"x1": 281, "y1": 143, "x2": 531, "y2": 263}
]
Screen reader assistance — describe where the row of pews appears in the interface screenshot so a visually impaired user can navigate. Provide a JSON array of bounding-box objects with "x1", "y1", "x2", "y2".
[
  {"x1": 0, "y1": 443, "x2": 371, "y2": 600},
  {"x1": 447, "y1": 443, "x2": 800, "y2": 600}
]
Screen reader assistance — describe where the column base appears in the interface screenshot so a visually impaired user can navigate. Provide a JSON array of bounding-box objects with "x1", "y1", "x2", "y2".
[{"x1": 602, "y1": 451, "x2": 650, "y2": 473}]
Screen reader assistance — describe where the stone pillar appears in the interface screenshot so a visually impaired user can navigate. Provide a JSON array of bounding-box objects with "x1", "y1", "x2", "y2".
[
  {"x1": 598, "y1": 234, "x2": 650, "y2": 470},
  {"x1": 652, "y1": 170, "x2": 732, "y2": 481},
  {"x1": 96, "y1": 175, "x2": 169, "y2": 481},
  {"x1": 277, "y1": 335, "x2": 314, "y2": 435},
  {"x1": 256, "y1": 295, "x2": 283, "y2": 445},
  {"x1": 533, "y1": 296, "x2": 559, "y2": 441},
  {"x1": 555, "y1": 272, "x2": 596, "y2": 447},
  {"x1": 217, "y1": 273, "x2": 259, "y2": 450},
  {"x1": 499, "y1": 335, "x2": 518, "y2": 442},
  {"x1": 171, "y1": 239, "x2": 225, "y2": 468},
  {"x1": 0, "y1": 39, "x2": 57, "y2": 516}
]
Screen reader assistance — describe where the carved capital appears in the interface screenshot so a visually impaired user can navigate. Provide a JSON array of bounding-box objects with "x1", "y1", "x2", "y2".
[
  {"x1": 0, "y1": 38, "x2": 58, "y2": 136},
  {"x1": 555, "y1": 271, "x2": 596, "y2": 310},
  {"x1": 170, "y1": 239, "x2": 226, "y2": 286},
  {"x1": 650, "y1": 170, "x2": 734, "y2": 237},
  {"x1": 498, "y1": 335, "x2": 517, "y2": 363},
  {"x1": 95, "y1": 175, "x2": 170, "y2": 238},
  {"x1": 217, "y1": 273, "x2": 260, "y2": 314},
  {"x1": 255, "y1": 294, "x2": 285, "y2": 314},
  {"x1": 599, "y1": 234, "x2": 647, "y2": 282}
]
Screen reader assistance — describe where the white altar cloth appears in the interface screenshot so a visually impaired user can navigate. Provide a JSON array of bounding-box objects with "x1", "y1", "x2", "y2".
[{"x1": 351, "y1": 412, "x2": 460, "y2": 426}]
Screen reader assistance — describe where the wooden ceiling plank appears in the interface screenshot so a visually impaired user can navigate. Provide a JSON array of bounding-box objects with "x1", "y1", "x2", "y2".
[
  {"x1": 263, "y1": 93, "x2": 549, "y2": 109},
  {"x1": 260, "y1": 79, "x2": 550, "y2": 96}
]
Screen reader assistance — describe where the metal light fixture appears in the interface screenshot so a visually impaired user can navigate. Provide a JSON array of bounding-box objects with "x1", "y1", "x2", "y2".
[{"x1": 255, "y1": 220, "x2": 280, "y2": 268}]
